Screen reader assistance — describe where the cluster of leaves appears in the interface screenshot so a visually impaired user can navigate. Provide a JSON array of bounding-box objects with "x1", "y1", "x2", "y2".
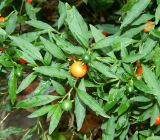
[{"x1": 1, "y1": 0, "x2": 160, "y2": 139}]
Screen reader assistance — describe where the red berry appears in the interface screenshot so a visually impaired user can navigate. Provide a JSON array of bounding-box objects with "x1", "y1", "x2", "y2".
[{"x1": 18, "y1": 58, "x2": 27, "y2": 64}]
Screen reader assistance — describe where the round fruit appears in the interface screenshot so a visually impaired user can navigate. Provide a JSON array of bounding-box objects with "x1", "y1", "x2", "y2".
[
  {"x1": 126, "y1": 85, "x2": 134, "y2": 93},
  {"x1": 136, "y1": 67, "x2": 142, "y2": 75},
  {"x1": 26, "y1": 0, "x2": 32, "y2": 3},
  {"x1": 0, "y1": 47, "x2": 5, "y2": 51},
  {"x1": 18, "y1": 58, "x2": 27, "y2": 64},
  {"x1": 70, "y1": 61, "x2": 88, "y2": 78},
  {"x1": 81, "y1": 53, "x2": 91, "y2": 63},
  {"x1": 154, "y1": 114, "x2": 160, "y2": 125},
  {"x1": 144, "y1": 21, "x2": 155, "y2": 32},
  {"x1": 16, "y1": 68, "x2": 23, "y2": 77},
  {"x1": 102, "y1": 31, "x2": 109, "y2": 36},
  {"x1": 0, "y1": 17, "x2": 5, "y2": 22},
  {"x1": 61, "y1": 100, "x2": 72, "y2": 111}
]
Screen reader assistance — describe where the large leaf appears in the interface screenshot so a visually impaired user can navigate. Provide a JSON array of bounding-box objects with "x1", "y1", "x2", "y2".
[
  {"x1": 66, "y1": 6, "x2": 89, "y2": 47},
  {"x1": 77, "y1": 89, "x2": 109, "y2": 118},
  {"x1": 40, "y1": 36, "x2": 66, "y2": 60},
  {"x1": 33, "y1": 66, "x2": 68, "y2": 79},
  {"x1": 121, "y1": 0, "x2": 151, "y2": 28},
  {"x1": 16, "y1": 95, "x2": 59, "y2": 108},
  {"x1": 10, "y1": 36, "x2": 43, "y2": 61},
  {"x1": 8, "y1": 68, "x2": 17, "y2": 104},
  {"x1": 49, "y1": 105, "x2": 62, "y2": 134},
  {"x1": 75, "y1": 79, "x2": 86, "y2": 131},
  {"x1": 17, "y1": 72, "x2": 37, "y2": 93}
]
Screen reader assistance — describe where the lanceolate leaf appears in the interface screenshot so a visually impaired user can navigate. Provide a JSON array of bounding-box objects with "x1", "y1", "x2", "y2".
[
  {"x1": 40, "y1": 36, "x2": 66, "y2": 60},
  {"x1": 16, "y1": 95, "x2": 60, "y2": 108},
  {"x1": 33, "y1": 66, "x2": 68, "y2": 79},
  {"x1": 75, "y1": 79, "x2": 86, "y2": 131},
  {"x1": 10, "y1": 36, "x2": 43, "y2": 61},
  {"x1": 92, "y1": 61, "x2": 117, "y2": 78},
  {"x1": 28, "y1": 105, "x2": 54, "y2": 118},
  {"x1": 49, "y1": 105, "x2": 62, "y2": 134},
  {"x1": 155, "y1": 4, "x2": 160, "y2": 25},
  {"x1": 121, "y1": 0, "x2": 151, "y2": 28},
  {"x1": 8, "y1": 68, "x2": 17, "y2": 105},
  {"x1": 17, "y1": 72, "x2": 37, "y2": 93},
  {"x1": 51, "y1": 80, "x2": 65, "y2": 95},
  {"x1": 5, "y1": 11, "x2": 17, "y2": 34},
  {"x1": 66, "y1": 6, "x2": 89, "y2": 48},
  {"x1": 77, "y1": 89, "x2": 109, "y2": 118}
]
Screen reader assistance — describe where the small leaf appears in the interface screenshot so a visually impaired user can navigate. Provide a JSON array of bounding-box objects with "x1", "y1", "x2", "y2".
[
  {"x1": 49, "y1": 105, "x2": 62, "y2": 134},
  {"x1": 75, "y1": 79, "x2": 86, "y2": 131},
  {"x1": 51, "y1": 80, "x2": 65, "y2": 95},
  {"x1": 155, "y1": 4, "x2": 160, "y2": 25},
  {"x1": 28, "y1": 105, "x2": 54, "y2": 118},
  {"x1": 150, "y1": 104, "x2": 159, "y2": 126},
  {"x1": 5, "y1": 11, "x2": 17, "y2": 34},
  {"x1": 16, "y1": 95, "x2": 60, "y2": 108},
  {"x1": 17, "y1": 72, "x2": 37, "y2": 93},
  {"x1": 77, "y1": 89, "x2": 109, "y2": 118},
  {"x1": 8, "y1": 68, "x2": 17, "y2": 104},
  {"x1": 58, "y1": 1, "x2": 67, "y2": 29}
]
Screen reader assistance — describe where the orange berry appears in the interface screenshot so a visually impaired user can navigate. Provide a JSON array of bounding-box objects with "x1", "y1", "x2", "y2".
[
  {"x1": 26, "y1": 0, "x2": 32, "y2": 3},
  {"x1": 0, "y1": 47, "x2": 5, "y2": 51},
  {"x1": 0, "y1": 17, "x2": 5, "y2": 22},
  {"x1": 18, "y1": 58, "x2": 27, "y2": 64},
  {"x1": 154, "y1": 114, "x2": 160, "y2": 125},
  {"x1": 144, "y1": 21, "x2": 155, "y2": 32},
  {"x1": 102, "y1": 31, "x2": 109, "y2": 36},
  {"x1": 70, "y1": 61, "x2": 88, "y2": 78}
]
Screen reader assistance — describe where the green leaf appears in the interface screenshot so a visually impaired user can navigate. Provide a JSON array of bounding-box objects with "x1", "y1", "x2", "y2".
[
  {"x1": 77, "y1": 89, "x2": 109, "y2": 118},
  {"x1": 40, "y1": 36, "x2": 66, "y2": 60},
  {"x1": 147, "y1": 136, "x2": 160, "y2": 140},
  {"x1": 0, "y1": 127, "x2": 23, "y2": 138},
  {"x1": 132, "y1": 14, "x2": 154, "y2": 25},
  {"x1": 10, "y1": 36, "x2": 43, "y2": 61},
  {"x1": 118, "y1": 98, "x2": 130, "y2": 116},
  {"x1": 155, "y1": 4, "x2": 160, "y2": 25},
  {"x1": 33, "y1": 66, "x2": 68, "y2": 79},
  {"x1": 122, "y1": 54, "x2": 144, "y2": 63},
  {"x1": 90, "y1": 24, "x2": 105, "y2": 42},
  {"x1": 16, "y1": 95, "x2": 59, "y2": 108},
  {"x1": 49, "y1": 105, "x2": 62, "y2": 134},
  {"x1": 8, "y1": 68, "x2": 17, "y2": 104},
  {"x1": 119, "y1": 124, "x2": 130, "y2": 140},
  {"x1": 66, "y1": 6, "x2": 89, "y2": 47},
  {"x1": 26, "y1": 20, "x2": 58, "y2": 33},
  {"x1": 58, "y1": 1, "x2": 67, "y2": 29},
  {"x1": 28, "y1": 105, "x2": 54, "y2": 118},
  {"x1": 121, "y1": 0, "x2": 151, "y2": 28},
  {"x1": 33, "y1": 80, "x2": 51, "y2": 95},
  {"x1": 0, "y1": 0, "x2": 12, "y2": 11},
  {"x1": 133, "y1": 78, "x2": 152, "y2": 93},
  {"x1": 92, "y1": 61, "x2": 117, "y2": 78},
  {"x1": 101, "y1": 116, "x2": 115, "y2": 140},
  {"x1": 51, "y1": 80, "x2": 65, "y2": 95},
  {"x1": 17, "y1": 72, "x2": 37, "y2": 93},
  {"x1": 75, "y1": 79, "x2": 86, "y2": 131},
  {"x1": 130, "y1": 131, "x2": 138, "y2": 140},
  {"x1": 142, "y1": 65, "x2": 160, "y2": 95},
  {"x1": 25, "y1": 3, "x2": 39, "y2": 20},
  {"x1": 5, "y1": 11, "x2": 17, "y2": 34},
  {"x1": 130, "y1": 96, "x2": 151, "y2": 102}
]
